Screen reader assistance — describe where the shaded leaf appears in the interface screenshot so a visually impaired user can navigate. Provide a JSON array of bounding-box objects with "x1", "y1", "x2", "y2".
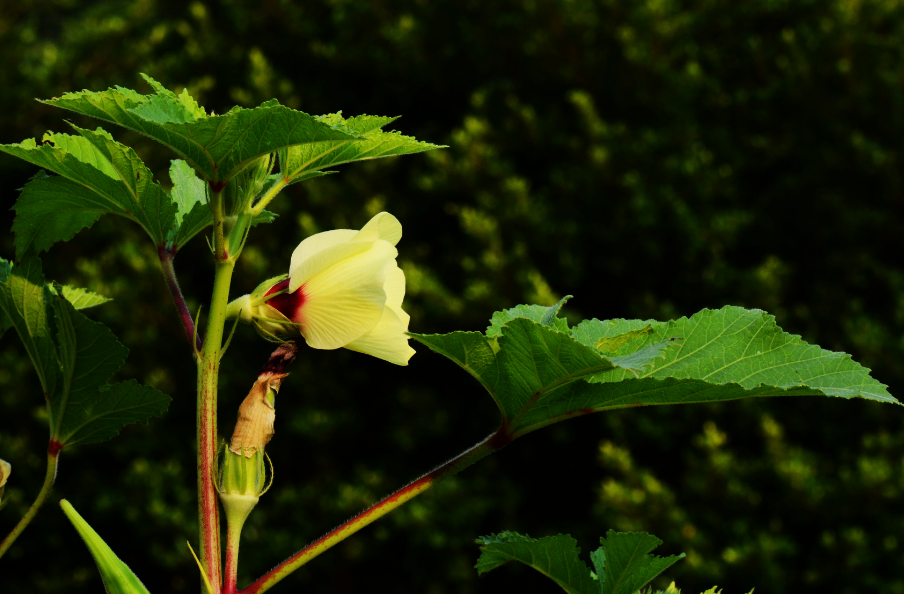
[
  {"x1": 475, "y1": 532, "x2": 598, "y2": 594},
  {"x1": 0, "y1": 258, "x2": 170, "y2": 448},
  {"x1": 592, "y1": 531, "x2": 684, "y2": 594}
]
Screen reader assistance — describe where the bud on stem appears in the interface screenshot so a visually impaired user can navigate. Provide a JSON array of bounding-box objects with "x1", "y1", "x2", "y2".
[{"x1": 218, "y1": 342, "x2": 297, "y2": 593}]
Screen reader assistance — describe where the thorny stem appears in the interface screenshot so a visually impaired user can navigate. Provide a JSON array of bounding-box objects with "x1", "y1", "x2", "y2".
[
  {"x1": 0, "y1": 447, "x2": 60, "y2": 559},
  {"x1": 159, "y1": 246, "x2": 202, "y2": 351},
  {"x1": 238, "y1": 427, "x2": 511, "y2": 594}
]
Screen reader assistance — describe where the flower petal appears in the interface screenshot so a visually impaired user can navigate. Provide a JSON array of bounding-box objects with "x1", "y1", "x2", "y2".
[
  {"x1": 355, "y1": 212, "x2": 402, "y2": 246},
  {"x1": 344, "y1": 304, "x2": 415, "y2": 365},
  {"x1": 289, "y1": 239, "x2": 372, "y2": 293},
  {"x1": 382, "y1": 262, "x2": 407, "y2": 310},
  {"x1": 300, "y1": 240, "x2": 398, "y2": 349}
]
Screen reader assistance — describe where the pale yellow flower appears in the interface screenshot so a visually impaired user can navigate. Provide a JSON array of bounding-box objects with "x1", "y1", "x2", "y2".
[{"x1": 230, "y1": 212, "x2": 415, "y2": 366}]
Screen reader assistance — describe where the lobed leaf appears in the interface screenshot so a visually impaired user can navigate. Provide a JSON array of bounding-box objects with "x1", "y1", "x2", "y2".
[
  {"x1": 592, "y1": 531, "x2": 684, "y2": 594},
  {"x1": 0, "y1": 257, "x2": 170, "y2": 449},
  {"x1": 475, "y1": 531, "x2": 598, "y2": 594},
  {"x1": 278, "y1": 113, "x2": 443, "y2": 183},
  {"x1": 413, "y1": 304, "x2": 895, "y2": 438},
  {"x1": 41, "y1": 74, "x2": 360, "y2": 183},
  {"x1": 2, "y1": 126, "x2": 177, "y2": 253}
]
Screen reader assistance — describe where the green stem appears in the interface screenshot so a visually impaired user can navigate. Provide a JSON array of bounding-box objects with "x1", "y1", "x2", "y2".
[
  {"x1": 0, "y1": 449, "x2": 60, "y2": 559},
  {"x1": 197, "y1": 187, "x2": 238, "y2": 592},
  {"x1": 251, "y1": 177, "x2": 288, "y2": 217},
  {"x1": 239, "y1": 427, "x2": 510, "y2": 594}
]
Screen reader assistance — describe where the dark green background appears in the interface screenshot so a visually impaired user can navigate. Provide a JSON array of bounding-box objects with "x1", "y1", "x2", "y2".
[{"x1": 2, "y1": 1, "x2": 904, "y2": 592}]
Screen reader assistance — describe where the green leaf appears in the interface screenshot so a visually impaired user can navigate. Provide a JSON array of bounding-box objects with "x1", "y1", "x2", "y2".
[
  {"x1": 0, "y1": 259, "x2": 11, "y2": 335},
  {"x1": 594, "y1": 324, "x2": 653, "y2": 354},
  {"x1": 412, "y1": 317, "x2": 674, "y2": 429},
  {"x1": 50, "y1": 295, "x2": 169, "y2": 447},
  {"x1": 165, "y1": 159, "x2": 211, "y2": 250},
  {"x1": 278, "y1": 113, "x2": 443, "y2": 183},
  {"x1": 42, "y1": 74, "x2": 360, "y2": 183},
  {"x1": 475, "y1": 531, "x2": 598, "y2": 594},
  {"x1": 0, "y1": 258, "x2": 170, "y2": 449},
  {"x1": 60, "y1": 500, "x2": 152, "y2": 594},
  {"x1": 592, "y1": 530, "x2": 684, "y2": 594},
  {"x1": 412, "y1": 304, "x2": 895, "y2": 438},
  {"x1": 2, "y1": 126, "x2": 177, "y2": 252},
  {"x1": 251, "y1": 209, "x2": 278, "y2": 227},
  {"x1": 56, "y1": 285, "x2": 112, "y2": 309},
  {"x1": 487, "y1": 295, "x2": 572, "y2": 337},
  {"x1": 0, "y1": 257, "x2": 60, "y2": 399}
]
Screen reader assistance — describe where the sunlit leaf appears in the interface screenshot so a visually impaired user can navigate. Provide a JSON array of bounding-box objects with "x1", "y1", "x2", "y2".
[
  {"x1": 412, "y1": 305, "x2": 895, "y2": 438},
  {"x1": 42, "y1": 75, "x2": 360, "y2": 183},
  {"x1": 278, "y1": 113, "x2": 443, "y2": 183}
]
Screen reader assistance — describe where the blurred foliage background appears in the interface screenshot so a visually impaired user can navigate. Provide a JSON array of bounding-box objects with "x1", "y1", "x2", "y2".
[{"x1": 1, "y1": 0, "x2": 904, "y2": 592}]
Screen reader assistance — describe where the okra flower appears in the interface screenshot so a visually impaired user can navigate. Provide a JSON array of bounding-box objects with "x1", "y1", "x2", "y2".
[{"x1": 228, "y1": 212, "x2": 415, "y2": 365}]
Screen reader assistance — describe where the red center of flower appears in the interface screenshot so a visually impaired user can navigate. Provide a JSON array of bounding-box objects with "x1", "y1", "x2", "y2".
[{"x1": 265, "y1": 278, "x2": 307, "y2": 322}]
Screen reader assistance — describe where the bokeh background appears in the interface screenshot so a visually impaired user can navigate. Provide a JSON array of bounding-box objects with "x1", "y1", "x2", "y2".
[{"x1": 2, "y1": 1, "x2": 904, "y2": 592}]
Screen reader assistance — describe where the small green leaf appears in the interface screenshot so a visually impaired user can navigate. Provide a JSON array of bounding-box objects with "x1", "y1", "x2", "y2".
[
  {"x1": 278, "y1": 113, "x2": 443, "y2": 183},
  {"x1": 475, "y1": 531, "x2": 598, "y2": 594},
  {"x1": 60, "y1": 500, "x2": 152, "y2": 594},
  {"x1": 42, "y1": 75, "x2": 360, "y2": 183},
  {"x1": 251, "y1": 210, "x2": 278, "y2": 227},
  {"x1": 593, "y1": 530, "x2": 684, "y2": 594},
  {"x1": 57, "y1": 285, "x2": 112, "y2": 310},
  {"x1": 165, "y1": 159, "x2": 211, "y2": 250}
]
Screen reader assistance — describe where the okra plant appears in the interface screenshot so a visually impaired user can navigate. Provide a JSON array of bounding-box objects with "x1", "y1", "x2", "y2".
[{"x1": 0, "y1": 76, "x2": 896, "y2": 593}]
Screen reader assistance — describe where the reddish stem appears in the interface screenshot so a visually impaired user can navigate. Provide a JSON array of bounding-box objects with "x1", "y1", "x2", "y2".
[
  {"x1": 158, "y1": 246, "x2": 202, "y2": 351},
  {"x1": 239, "y1": 427, "x2": 510, "y2": 594}
]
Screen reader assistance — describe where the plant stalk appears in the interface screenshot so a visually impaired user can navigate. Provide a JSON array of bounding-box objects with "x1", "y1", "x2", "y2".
[
  {"x1": 238, "y1": 427, "x2": 510, "y2": 594},
  {"x1": 158, "y1": 246, "x2": 202, "y2": 351},
  {"x1": 196, "y1": 187, "x2": 236, "y2": 593},
  {"x1": 0, "y1": 448, "x2": 60, "y2": 559}
]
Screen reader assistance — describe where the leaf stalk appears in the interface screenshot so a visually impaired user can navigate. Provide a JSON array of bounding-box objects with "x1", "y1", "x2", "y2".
[
  {"x1": 0, "y1": 448, "x2": 60, "y2": 559},
  {"x1": 239, "y1": 427, "x2": 510, "y2": 594},
  {"x1": 158, "y1": 246, "x2": 202, "y2": 351}
]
